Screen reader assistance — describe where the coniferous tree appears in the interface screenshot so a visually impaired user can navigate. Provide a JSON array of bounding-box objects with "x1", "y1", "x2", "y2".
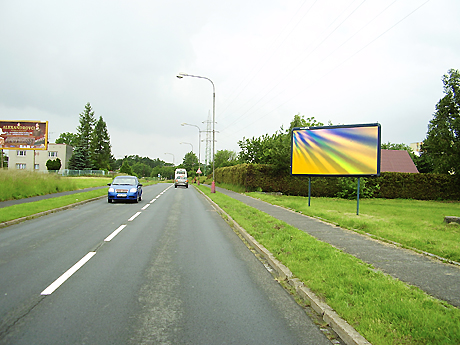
[
  {"x1": 91, "y1": 116, "x2": 112, "y2": 170},
  {"x1": 68, "y1": 146, "x2": 87, "y2": 170},
  {"x1": 69, "y1": 103, "x2": 96, "y2": 169}
]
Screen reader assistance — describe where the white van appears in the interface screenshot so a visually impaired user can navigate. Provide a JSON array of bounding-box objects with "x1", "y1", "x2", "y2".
[{"x1": 174, "y1": 168, "x2": 188, "y2": 188}]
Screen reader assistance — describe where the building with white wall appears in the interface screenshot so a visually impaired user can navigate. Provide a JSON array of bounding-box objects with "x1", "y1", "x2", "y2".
[{"x1": 7, "y1": 143, "x2": 73, "y2": 172}]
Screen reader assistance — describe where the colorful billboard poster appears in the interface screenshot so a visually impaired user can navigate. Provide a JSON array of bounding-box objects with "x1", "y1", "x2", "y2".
[
  {"x1": 291, "y1": 123, "x2": 381, "y2": 176},
  {"x1": 0, "y1": 121, "x2": 48, "y2": 150}
]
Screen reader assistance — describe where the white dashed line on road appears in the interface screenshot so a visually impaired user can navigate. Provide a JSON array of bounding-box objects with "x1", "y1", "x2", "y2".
[
  {"x1": 41, "y1": 252, "x2": 96, "y2": 295},
  {"x1": 104, "y1": 224, "x2": 127, "y2": 242},
  {"x1": 128, "y1": 212, "x2": 141, "y2": 221}
]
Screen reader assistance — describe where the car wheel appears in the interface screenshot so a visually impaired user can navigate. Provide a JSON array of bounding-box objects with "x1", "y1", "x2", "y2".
[
  {"x1": 108, "y1": 198, "x2": 112, "y2": 203},
  {"x1": 139, "y1": 194, "x2": 142, "y2": 201},
  {"x1": 175, "y1": 185, "x2": 177, "y2": 188}
]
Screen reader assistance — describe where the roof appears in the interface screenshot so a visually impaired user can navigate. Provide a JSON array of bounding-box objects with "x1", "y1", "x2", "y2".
[{"x1": 380, "y1": 149, "x2": 419, "y2": 173}]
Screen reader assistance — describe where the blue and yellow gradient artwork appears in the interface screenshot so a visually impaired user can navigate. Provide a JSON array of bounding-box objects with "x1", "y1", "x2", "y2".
[{"x1": 291, "y1": 124, "x2": 380, "y2": 176}]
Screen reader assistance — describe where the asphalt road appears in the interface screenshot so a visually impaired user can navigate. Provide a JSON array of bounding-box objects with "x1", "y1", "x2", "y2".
[{"x1": 0, "y1": 184, "x2": 332, "y2": 344}]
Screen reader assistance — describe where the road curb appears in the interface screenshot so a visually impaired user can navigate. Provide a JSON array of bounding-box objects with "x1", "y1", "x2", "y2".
[
  {"x1": 195, "y1": 187, "x2": 371, "y2": 345},
  {"x1": 0, "y1": 196, "x2": 106, "y2": 229}
]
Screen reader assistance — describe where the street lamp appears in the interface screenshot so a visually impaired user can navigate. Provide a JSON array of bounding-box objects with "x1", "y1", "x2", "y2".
[
  {"x1": 180, "y1": 141, "x2": 193, "y2": 153},
  {"x1": 164, "y1": 152, "x2": 175, "y2": 166},
  {"x1": 181, "y1": 122, "x2": 202, "y2": 172},
  {"x1": 177, "y1": 72, "x2": 216, "y2": 193}
]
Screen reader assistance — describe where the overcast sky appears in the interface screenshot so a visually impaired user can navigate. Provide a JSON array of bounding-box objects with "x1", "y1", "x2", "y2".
[{"x1": 1, "y1": 0, "x2": 459, "y2": 165}]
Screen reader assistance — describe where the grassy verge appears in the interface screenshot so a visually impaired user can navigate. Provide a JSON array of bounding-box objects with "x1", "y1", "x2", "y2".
[
  {"x1": 0, "y1": 176, "x2": 158, "y2": 223},
  {"x1": 197, "y1": 185, "x2": 460, "y2": 344},
  {"x1": 245, "y1": 193, "x2": 460, "y2": 263},
  {"x1": 0, "y1": 189, "x2": 107, "y2": 223},
  {"x1": 0, "y1": 170, "x2": 113, "y2": 201}
]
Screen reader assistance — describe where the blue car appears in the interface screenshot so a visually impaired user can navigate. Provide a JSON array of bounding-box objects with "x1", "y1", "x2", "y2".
[{"x1": 107, "y1": 176, "x2": 143, "y2": 203}]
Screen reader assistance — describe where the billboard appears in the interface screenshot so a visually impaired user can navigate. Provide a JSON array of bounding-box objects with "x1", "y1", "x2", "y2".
[
  {"x1": 291, "y1": 123, "x2": 381, "y2": 176},
  {"x1": 0, "y1": 121, "x2": 48, "y2": 150}
]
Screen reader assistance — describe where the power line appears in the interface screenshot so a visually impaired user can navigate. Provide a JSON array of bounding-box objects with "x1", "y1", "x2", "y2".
[
  {"x1": 221, "y1": 0, "x2": 367, "y2": 132},
  {"x1": 222, "y1": 0, "x2": 431, "y2": 139}
]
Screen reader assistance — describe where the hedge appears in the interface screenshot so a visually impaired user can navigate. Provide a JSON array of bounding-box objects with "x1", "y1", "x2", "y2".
[{"x1": 215, "y1": 164, "x2": 460, "y2": 200}]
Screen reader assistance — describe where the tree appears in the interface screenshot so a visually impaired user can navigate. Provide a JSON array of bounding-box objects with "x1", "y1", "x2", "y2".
[
  {"x1": 0, "y1": 150, "x2": 7, "y2": 168},
  {"x1": 119, "y1": 160, "x2": 134, "y2": 175},
  {"x1": 238, "y1": 114, "x2": 324, "y2": 172},
  {"x1": 132, "y1": 162, "x2": 152, "y2": 177},
  {"x1": 68, "y1": 146, "x2": 87, "y2": 170},
  {"x1": 69, "y1": 103, "x2": 96, "y2": 169},
  {"x1": 151, "y1": 165, "x2": 175, "y2": 180},
  {"x1": 214, "y1": 149, "x2": 238, "y2": 169},
  {"x1": 422, "y1": 69, "x2": 460, "y2": 174},
  {"x1": 115, "y1": 155, "x2": 165, "y2": 171},
  {"x1": 46, "y1": 158, "x2": 61, "y2": 171},
  {"x1": 55, "y1": 132, "x2": 78, "y2": 147},
  {"x1": 182, "y1": 152, "x2": 198, "y2": 175},
  {"x1": 90, "y1": 116, "x2": 112, "y2": 170}
]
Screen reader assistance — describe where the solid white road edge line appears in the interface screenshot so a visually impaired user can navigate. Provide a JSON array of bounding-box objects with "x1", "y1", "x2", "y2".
[
  {"x1": 128, "y1": 212, "x2": 141, "y2": 221},
  {"x1": 41, "y1": 252, "x2": 96, "y2": 295},
  {"x1": 104, "y1": 224, "x2": 127, "y2": 242}
]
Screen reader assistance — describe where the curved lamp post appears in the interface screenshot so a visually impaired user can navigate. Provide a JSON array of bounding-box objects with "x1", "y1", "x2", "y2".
[
  {"x1": 181, "y1": 122, "x2": 202, "y2": 172},
  {"x1": 164, "y1": 152, "x2": 175, "y2": 166},
  {"x1": 177, "y1": 73, "x2": 216, "y2": 193},
  {"x1": 180, "y1": 141, "x2": 193, "y2": 153}
]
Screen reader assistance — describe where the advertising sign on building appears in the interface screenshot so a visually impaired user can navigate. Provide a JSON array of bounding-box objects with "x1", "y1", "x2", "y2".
[{"x1": 0, "y1": 121, "x2": 48, "y2": 150}]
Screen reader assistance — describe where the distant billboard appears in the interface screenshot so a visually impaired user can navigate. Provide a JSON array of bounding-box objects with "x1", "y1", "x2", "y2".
[
  {"x1": 291, "y1": 123, "x2": 381, "y2": 176},
  {"x1": 0, "y1": 121, "x2": 48, "y2": 150}
]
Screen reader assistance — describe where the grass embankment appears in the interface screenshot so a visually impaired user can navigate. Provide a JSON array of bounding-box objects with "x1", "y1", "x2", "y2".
[
  {"x1": 246, "y1": 193, "x2": 460, "y2": 263},
  {"x1": 0, "y1": 169, "x2": 113, "y2": 201},
  {"x1": 197, "y1": 185, "x2": 460, "y2": 344},
  {"x1": 0, "y1": 171, "x2": 158, "y2": 223},
  {"x1": 0, "y1": 189, "x2": 108, "y2": 223}
]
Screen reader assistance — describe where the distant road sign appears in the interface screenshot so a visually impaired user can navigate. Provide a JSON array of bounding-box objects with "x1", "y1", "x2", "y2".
[{"x1": 196, "y1": 168, "x2": 202, "y2": 174}]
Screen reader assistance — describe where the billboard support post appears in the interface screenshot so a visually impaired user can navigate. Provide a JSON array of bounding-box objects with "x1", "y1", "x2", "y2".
[
  {"x1": 357, "y1": 177, "x2": 360, "y2": 215},
  {"x1": 308, "y1": 177, "x2": 311, "y2": 207}
]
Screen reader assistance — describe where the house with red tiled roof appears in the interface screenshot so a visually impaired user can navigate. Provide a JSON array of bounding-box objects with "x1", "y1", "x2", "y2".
[{"x1": 380, "y1": 149, "x2": 419, "y2": 173}]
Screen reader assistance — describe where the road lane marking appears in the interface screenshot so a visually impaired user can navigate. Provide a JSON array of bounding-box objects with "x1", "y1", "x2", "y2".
[
  {"x1": 141, "y1": 204, "x2": 150, "y2": 210},
  {"x1": 150, "y1": 199, "x2": 156, "y2": 203},
  {"x1": 128, "y1": 212, "x2": 141, "y2": 221},
  {"x1": 104, "y1": 224, "x2": 127, "y2": 242},
  {"x1": 41, "y1": 252, "x2": 96, "y2": 295}
]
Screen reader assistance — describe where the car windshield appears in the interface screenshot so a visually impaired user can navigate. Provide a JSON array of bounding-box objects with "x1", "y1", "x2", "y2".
[{"x1": 112, "y1": 177, "x2": 136, "y2": 185}]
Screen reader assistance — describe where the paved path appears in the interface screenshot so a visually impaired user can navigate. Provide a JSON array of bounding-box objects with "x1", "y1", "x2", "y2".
[{"x1": 213, "y1": 186, "x2": 460, "y2": 308}]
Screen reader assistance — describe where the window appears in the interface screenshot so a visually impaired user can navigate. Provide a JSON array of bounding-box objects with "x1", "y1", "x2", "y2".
[
  {"x1": 34, "y1": 164, "x2": 40, "y2": 170},
  {"x1": 17, "y1": 150, "x2": 26, "y2": 156},
  {"x1": 49, "y1": 151, "x2": 58, "y2": 157},
  {"x1": 16, "y1": 163, "x2": 26, "y2": 169}
]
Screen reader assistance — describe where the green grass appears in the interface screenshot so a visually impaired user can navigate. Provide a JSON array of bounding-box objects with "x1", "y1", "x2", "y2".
[
  {"x1": 0, "y1": 189, "x2": 107, "y2": 223},
  {"x1": 245, "y1": 193, "x2": 460, "y2": 262},
  {"x1": 0, "y1": 172, "x2": 158, "y2": 223},
  {"x1": 197, "y1": 185, "x2": 460, "y2": 344},
  {"x1": 0, "y1": 170, "x2": 112, "y2": 201}
]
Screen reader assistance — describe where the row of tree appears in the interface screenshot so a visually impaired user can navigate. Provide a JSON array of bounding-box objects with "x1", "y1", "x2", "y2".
[{"x1": 56, "y1": 103, "x2": 114, "y2": 170}]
